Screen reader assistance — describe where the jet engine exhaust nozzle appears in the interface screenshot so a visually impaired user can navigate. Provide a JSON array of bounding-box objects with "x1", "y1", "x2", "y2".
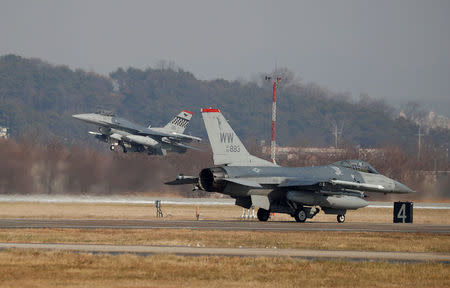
[{"x1": 198, "y1": 167, "x2": 227, "y2": 192}]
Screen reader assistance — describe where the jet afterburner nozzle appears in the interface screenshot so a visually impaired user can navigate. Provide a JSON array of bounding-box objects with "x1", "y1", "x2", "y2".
[{"x1": 198, "y1": 167, "x2": 227, "y2": 192}]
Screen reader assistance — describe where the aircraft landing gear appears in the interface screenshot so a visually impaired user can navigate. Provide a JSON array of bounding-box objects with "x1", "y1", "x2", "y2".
[
  {"x1": 257, "y1": 208, "x2": 270, "y2": 222},
  {"x1": 337, "y1": 214, "x2": 345, "y2": 223},
  {"x1": 294, "y1": 208, "x2": 307, "y2": 223},
  {"x1": 110, "y1": 145, "x2": 116, "y2": 151}
]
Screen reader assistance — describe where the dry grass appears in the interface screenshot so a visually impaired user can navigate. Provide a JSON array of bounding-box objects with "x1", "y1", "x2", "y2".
[
  {"x1": 0, "y1": 202, "x2": 449, "y2": 224},
  {"x1": 1, "y1": 228, "x2": 449, "y2": 253},
  {"x1": 0, "y1": 249, "x2": 448, "y2": 288},
  {"x1": 1, "y1": 202, "x2": 449, "y2": 287}
]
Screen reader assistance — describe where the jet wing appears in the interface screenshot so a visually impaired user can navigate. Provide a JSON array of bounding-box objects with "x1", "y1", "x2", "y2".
[
  {"x1": 138, "y1": 128, "x2": 202, "y2": 142},
  {"x1": 169, "y1": 133, "x2": 202, "y2": 142},
  {"x1": 136, "y1": 128, "x2": 175, "y2": 138},
  {"x1": 279, "y1": 177, "x2": 323, "y2": 187}
]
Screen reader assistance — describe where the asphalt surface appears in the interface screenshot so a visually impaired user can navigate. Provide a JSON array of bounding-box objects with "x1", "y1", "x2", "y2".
[
  {"x1": 1, "y1": 195, "x2": 450, "y2": 209},
  {"x1": 1, "y1": 219, "x2": 449, "y2": 262},
  {"x1": 0, "y1": 218, "x2": 449, "y2": 233},
  {"x1": 1, "y1": 242, "x2": 449, "y2": 263}
]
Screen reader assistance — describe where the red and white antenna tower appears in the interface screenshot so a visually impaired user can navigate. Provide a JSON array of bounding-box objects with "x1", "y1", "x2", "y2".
[{"x1": 266, "y1": 75, "x2": 282, "y2": 164}]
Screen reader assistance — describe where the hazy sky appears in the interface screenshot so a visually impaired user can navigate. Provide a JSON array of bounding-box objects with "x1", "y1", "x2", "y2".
[{"x1": 1, "y1": 0, "x2": 449, "y2": 113}]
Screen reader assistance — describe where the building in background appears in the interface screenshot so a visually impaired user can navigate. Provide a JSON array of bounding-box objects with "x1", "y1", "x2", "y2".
[
  {"x1": 260, "y1": 145, "x2": 384, "y2": 161},
  {"x1": 0, "y1": 127, "x2": 9, "y2": 139}
]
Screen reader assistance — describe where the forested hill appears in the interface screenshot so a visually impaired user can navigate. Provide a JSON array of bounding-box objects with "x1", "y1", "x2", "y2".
[{"x1": 0, "y1": 55, "x2": 447, "y2": 151}]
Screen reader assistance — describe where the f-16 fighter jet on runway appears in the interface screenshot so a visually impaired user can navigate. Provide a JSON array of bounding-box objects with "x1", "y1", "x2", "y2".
[
  {"x1": 167, "y1": 108, "x2": 414, "y2": 223},
  {"x1": 73, "y1": 110, "x2": 201, "y2": 155}
]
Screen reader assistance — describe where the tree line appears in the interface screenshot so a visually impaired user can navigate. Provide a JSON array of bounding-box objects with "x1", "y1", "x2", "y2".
[
  {"x1": 0, "y1": 138, "x2": 447, "y2": 198},
  {"x1": 0, "y1": 54, "x2": 448, "y2": 152}
]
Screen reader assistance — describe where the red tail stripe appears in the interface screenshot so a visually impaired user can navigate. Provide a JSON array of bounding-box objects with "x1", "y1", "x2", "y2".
[{"x1": 201, "y1": 108, "x2": 220, "y2": 113}]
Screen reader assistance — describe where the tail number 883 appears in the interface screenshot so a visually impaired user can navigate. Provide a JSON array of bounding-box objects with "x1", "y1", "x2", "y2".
[{"x1": 226, "y1": 145, "x2": 241, "y2": 152}]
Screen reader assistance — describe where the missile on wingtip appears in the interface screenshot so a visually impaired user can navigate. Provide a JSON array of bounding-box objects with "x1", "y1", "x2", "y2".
[{"x1": 330, "y1": 179, "x2": 384, "y2": 191}]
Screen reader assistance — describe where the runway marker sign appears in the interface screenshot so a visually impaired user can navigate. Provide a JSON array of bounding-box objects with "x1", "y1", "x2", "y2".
[{"x1": 393, "y1": 202, "x2": 413, "y2": 223}]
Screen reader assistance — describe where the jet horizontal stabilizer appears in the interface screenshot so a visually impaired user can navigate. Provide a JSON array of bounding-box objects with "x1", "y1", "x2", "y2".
[{"x1": 165, "y1": 174, "x2": 198, "y2": 185}]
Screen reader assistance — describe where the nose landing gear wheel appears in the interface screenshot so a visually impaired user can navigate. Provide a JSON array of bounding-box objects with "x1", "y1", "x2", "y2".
[
  {"x1": 294, "y1": 209, "x2": 307, "y2": 223},
  {"x1": 257, "y1": 208, "x2": 270, "y2": 222},
  {"x1": 337, "y1": 214, "x2": 345, "y2": 223}
]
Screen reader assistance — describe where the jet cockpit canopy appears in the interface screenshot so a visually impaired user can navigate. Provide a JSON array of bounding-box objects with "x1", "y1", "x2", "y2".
[
  {"x1": 96, "y1": 110, "x2": 116, "y2": 117},
  {"x1": 333, "y1": 160, "x2": 379, "y2": 174}
]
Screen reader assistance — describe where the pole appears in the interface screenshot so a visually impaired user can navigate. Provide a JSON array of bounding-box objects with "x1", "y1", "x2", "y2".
[
  {"x1": 417, "y1": 125, "x2": 423, "y2": 160},
  {"x1": 334, "y1": 124, "x2": 338, "y2": 149},
  {"x1": 271, "y1": 81, "x2": 277, "y2": 163}
]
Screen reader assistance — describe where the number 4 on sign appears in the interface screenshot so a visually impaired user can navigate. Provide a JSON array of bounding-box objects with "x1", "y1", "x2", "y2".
[{"x1": 397, "y1": 203, "x2": 407, "y2": 223}]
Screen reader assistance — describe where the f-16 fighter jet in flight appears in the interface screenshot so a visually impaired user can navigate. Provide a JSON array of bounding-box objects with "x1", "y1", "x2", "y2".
[
  {"x1": 73, "y1": 110, "x2": 201, "y2": 155},
  {"x1": 166, "y1": 108, "x2": 414, "y2": 223}
]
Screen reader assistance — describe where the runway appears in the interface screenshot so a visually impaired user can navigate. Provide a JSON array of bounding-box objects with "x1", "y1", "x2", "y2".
[
  {"x1": 1, "y1": 218, "x2": 449, "y2": 233},
  {"x1": 1, "y1": 242, "x2": 449, "y2": 263},
  {"x1": 1, "y1": 219, "x2": 449, "y2": 263},
  {"x1": 1, "y1": 195, "x2": 449, "y2": 209}
]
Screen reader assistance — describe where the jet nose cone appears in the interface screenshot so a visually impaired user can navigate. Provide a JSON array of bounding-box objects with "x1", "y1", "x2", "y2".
[
  {"x1": 72, "y1": 113, "x2": 96, "y2": 123},
  {"x1": 72, "y1": 114, "x2": 87, "y2": 120},
  {"x1": 394, "y1": 181, "x2": 415, "y2": 194}
]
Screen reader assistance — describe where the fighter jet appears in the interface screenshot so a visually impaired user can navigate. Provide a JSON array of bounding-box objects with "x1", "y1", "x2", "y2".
[
  {"x1": 166, "y1": 108, "x2": 414, "y2": 223},
  {"x1": 73, "y1": 110, "x2": 201, "y2": 155}
]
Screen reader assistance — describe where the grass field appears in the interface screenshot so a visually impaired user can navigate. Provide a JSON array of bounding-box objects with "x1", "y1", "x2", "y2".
[
  {"x1": 0, "y1": 201, "x2": 449, "y2": 287},
  {"x1": 0, "y1": 249, "x2": 449, "y2": 288},
  {"x1": 1, "y1": 228, "x2": 449, "y2": 253}
]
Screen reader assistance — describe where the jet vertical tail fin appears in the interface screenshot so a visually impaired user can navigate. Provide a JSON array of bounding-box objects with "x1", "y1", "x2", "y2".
[
  {"x1": 162, "y1": 110, "x2": 193, "y2": 133},
  {"x1": 201, "y1": 108, "x2": 276, "y2": 166}
]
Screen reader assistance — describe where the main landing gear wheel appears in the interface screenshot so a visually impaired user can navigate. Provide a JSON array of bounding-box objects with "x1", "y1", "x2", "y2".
[
  {"x1": 110, "y1": 145, "x2": 115, "y2": 151},
  {"x1": 294, "y1": 209, "x2": 307, "y2": 223},
  {"x1": 337, "y1": 214, "x2": 345, "y2": 223},
  {"x1": 257, "y1": 208, "x2": 270, "y2": 222}
]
